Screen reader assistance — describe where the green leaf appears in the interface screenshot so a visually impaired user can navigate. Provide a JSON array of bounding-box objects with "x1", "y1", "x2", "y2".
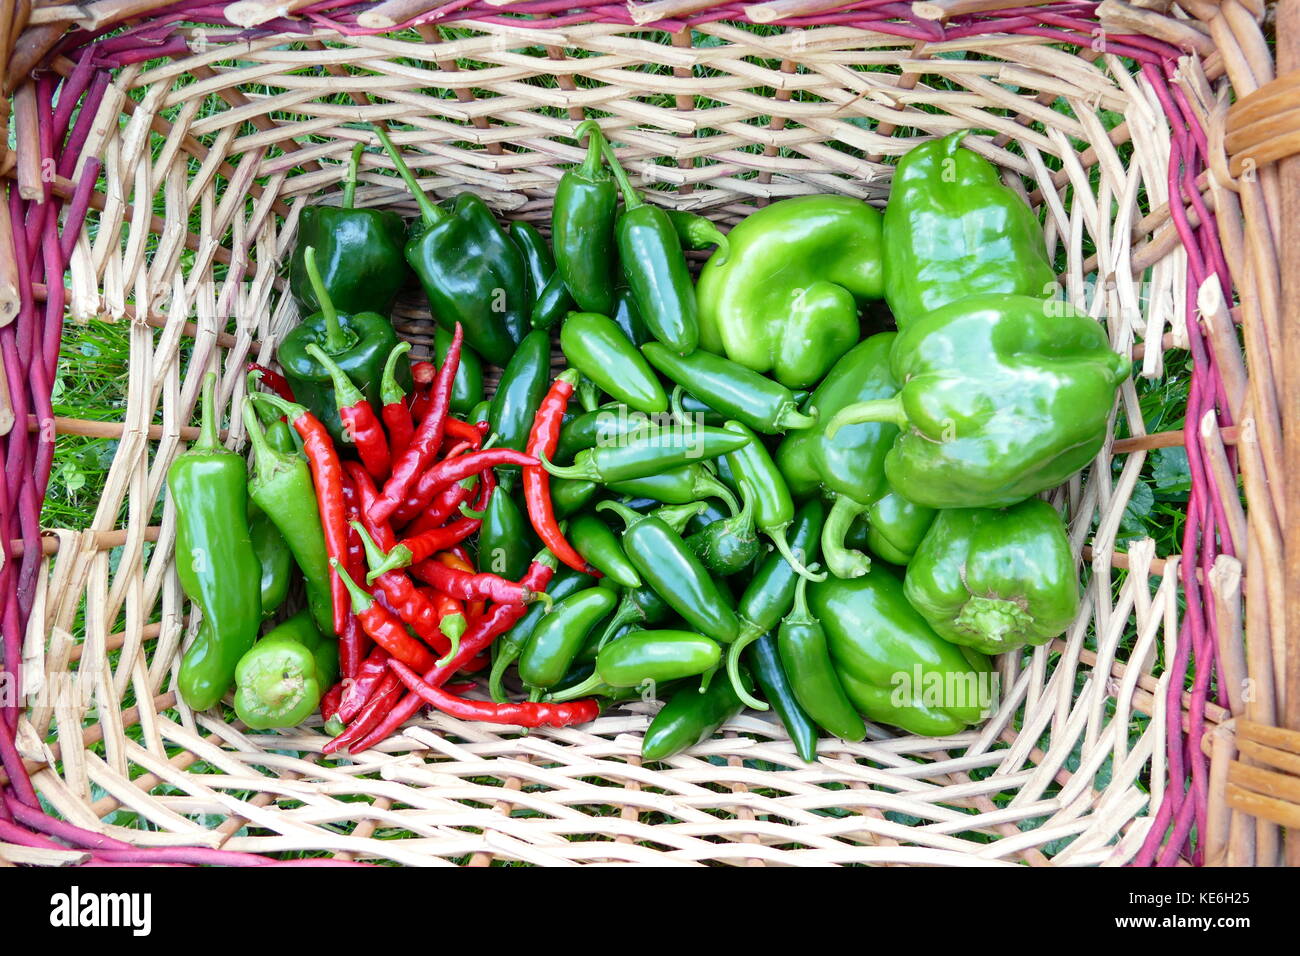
[
  {"x1": 1120, "y1": 480, "x2": 1155, "y2": 537},
  {"x1": 1151, "y1": 445, "x2": 1191, "y2": 497}
]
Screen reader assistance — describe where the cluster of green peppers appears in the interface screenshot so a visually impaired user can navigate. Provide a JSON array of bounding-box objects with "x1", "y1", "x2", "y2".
[{"x1": 177, "y1": 122, "x2": 1130, "y2": 762}]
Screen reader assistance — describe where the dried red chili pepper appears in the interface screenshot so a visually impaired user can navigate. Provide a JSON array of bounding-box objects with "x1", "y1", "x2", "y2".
[
  {"x1": 328, "y1": 551, "x2": 558, "y2": 754},
  {"x1": 380, "y1": 342, "x2": 415, "y2": 460},
  {"x1": 523, "y1": 369, "x2": 596, "y2": 575},
  {"x1": 389, "y1": 660, "x2": 599, "y2": 728},
  {"x1": 331, "y1": 559, "x2": 437, "y2": 672},
  {"x1": 371, "y1": 323, "x2": 463, "y2": 524},
  {"x1": 250, "y1": 393, "x2": 353, "y2": 644}
]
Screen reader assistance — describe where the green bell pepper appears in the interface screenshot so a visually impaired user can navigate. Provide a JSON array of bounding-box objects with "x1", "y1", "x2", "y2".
[
  {"x1": 696, "y1": 195, "x2": 884, "y2": 389},
  {"x1": 904, "y1": 499, "x2": 1079, "y2": 654},
  {"x1": 882, "y1": 130, "x2": 1058, "y2": 330},
  {"x1": 826, "y1": 294, "x2": 1130, "y2": 509},
  {"x1": 288, "y1": 143, "x2": 408, "y2": 317},
  {"x1": 374, "y1": 127, "x2": 526, "y2": 365},
  {"x1": 775, "y1": 333, "x2": 898, "y2": 579},
  {"x1": 810, "y1": 566, "x2": 995, "y2": 737},
  {"x1": 233, "y1": 610, "x2": 336, "y2": 730}
]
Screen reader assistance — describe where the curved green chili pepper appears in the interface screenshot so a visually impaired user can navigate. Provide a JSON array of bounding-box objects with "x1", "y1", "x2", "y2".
[
  {"x1": 553, "y1": 120, "x2": 618, "y2": 315},
  {"x1": 531, "y1": 270, "x2": 577, "y2": 330},
  {"x1": 242, "y1": 400, "x2": 334, "y2": 638},
  {"x1": 173, "y1": 373, "x2": 263, "y2": 711},
  {"x1": 778, "y1": 575, "x2": 866, "y2": 741},
  {"x1": 555, "y1": 403, "x2": 640, "y2": 463},
  {"x1": 551, "y1": 630, "x2": 721, "y2": 701},
  {"x1": 643, "y1": 343, "x2": 817, "y2": 434},
  {"x1": 541, "y1": 426, "x2": 750, "y2": 484},
  {"x1": 488, "y1": 559, "x2": 588, "y2": 703},
  {"x1": 590, "y1": 581, "x2": 675, "y2": 652},
  {"x1": 561, "y1": 312, "x2": 668, "y2": 415},
  {"x1": 518, "y1": 586, "x2": 618, "y2": 692},
  {"x1": 724, "y1": 425, "x2": 823, "y2": 582},
  {"x1": 642, "y1": 663, "x2": 751, "y2": 762},
  {"x1": 665, "y1": 209, "x2": 729, "y2": 262},
  {"x1": 568, "y1": 513, "x2": 641, "y2": 588},
  {"x1": 596, "y1": 500, "x2": 740, "y2": 651},
  {"x1": 508, "y1": 220, "x2": 556, "y2": 305},
  {"x1": 684, "y1": 488, "x2": 760, "y2": 576},
  {"x1": 606, "y1": 463, "x2": 739, "y2": 514},
  {"x1": 603, "y1": 140, "x2": 698, "y2": 355},
  {"x1": 750, "y1": 634, "x2": 820, "y2": 764},
  {"x1": 611, "y1": 286, "x2": 652, "y2": 348}
]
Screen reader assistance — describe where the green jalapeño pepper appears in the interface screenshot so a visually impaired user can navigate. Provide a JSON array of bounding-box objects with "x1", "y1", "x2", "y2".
[
  {"x1": 865, "y1": 484, "x2": 936, "y2": 566},
  {"x1": 250, "y1": 512, "x2": 292, "y2": 620},
  {"x1": 665, "y1": 210, "x2": 729, "y2": 261},
  {"x1": 278, "y1": 245, "x2": 410, "y2": 444},
  {"x1": 597, "y1": 500, "x2": 741, "y2": 649},
  {"x1": 289, "y1": 143, "x2": 408, "y2": 317},
  {"x1": 531, "y1": 270, "x2": 577, "y2": 331},
  {"x1": 550, "y1": 630, "x2": 721, "y2": 701},
  {"x1": 750, "y1": 633, "x2": 820, "y2": 764},
  {"x1": 685, "y1": 490, "x2": 759, "y2": 577},
  {"x1": 724, "y1": 425, "x2": 822, "y2": 582},
  {"x1": 489, "y1": 328, "x2": 552, "y2": 483},
  {"x1": 611, "y1": 286, "x2": 652, "y2": 348},
  {"x1": 778, "y1": 576, "x2": 866, "y2": 741},
  {"x1": 542, "y1": 425, "x2": 751, "y2": 484},
  {"x1": 776, "y1": 333, "x2": 897, "y2": 580},
  {"x1": 243, "y1": 400, "x2": 335, "y2": 637},
  {"x1": 603, "y1": 139, "x2": 698, "y2": 354},
  {"x1": 553, "y1": 120, "x2": 618, "y2": 316},
  {"x1": 569, "y1": 513, "x2": 642, "y2": 588},
  {"x1": 479, "y1": 487, "x2": 537, "y2": 580},
  {"x1": 555, "y1": 403, "x2": 649, "y2": 463},
  {"x1": 551, "y1": 477, "x2": 600, "y2": 519},
  {"x1": 642, "y1": 663, "x2": 752, "y2": 762},
  {"x1": 434, "y1": 325, "x2": 483, "y2": 418},
  {"x1": 374, "y1": 127, "x2": 526, "y2": 365},
  {"x1": 642, "y1": 343, "x2": 817, "y2": 434},
  {"x1": 810, "y1": 566, "x2": 995, "y2": 737},
  {"x1": 173, "y1": 373, "x2": 262, "y2": 711},
  {"x1": 489, "y1": 558, "x2": 590, "y2": 702},
  {"x1": 696, "y1": 195, "x2": 884, "y2": 389},
  {"x1": 234, "y1": 610, "x2": 333, "y2": 730},
  {"x1": 519, "y1": 586, "x2": 618, "y2": 692},
  {"x1": 904, "y1": 499, "x2": 1079, "y2": 654},
  {"x1": 508, "y1": 220, "x2": 556, "y2": 305},
  {"x1": 561, "y1": 313, "x2": 668, "y2": 414},
  {"x1": 882, "y1": 130, "x2": 1058, "y2": 330},
  {"x1": 590, "y1": 581, "x2": 675, "y2": 651},
  {"x1": 826, "y1": 295, "x2": 1130, "y2": 509},
  {"x1": 607, "y1": 463, "x2": 739, "y2": 513}
]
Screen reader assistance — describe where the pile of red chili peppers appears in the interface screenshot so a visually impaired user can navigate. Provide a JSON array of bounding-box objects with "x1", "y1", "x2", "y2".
[{"x1": 248, "y1": 323, "x2": 602, "y2": 754}]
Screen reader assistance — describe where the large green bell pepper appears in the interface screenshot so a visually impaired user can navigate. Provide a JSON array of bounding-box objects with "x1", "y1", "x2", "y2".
[
  {"x1": 826, "y1": 294, "x2": 1129, "y2": 509},
  {"x1": 775, "y1": 333, "x2": 898, "y2": 579},
  {"x1": 288, "y1": 143, "x2": 408, "y2": 317},
  {"x1": 882, "y1": 130, "x2": 1058, "y2": 329},
  {"x1": 905, "y1": 499, "x2": 1079, "y2": 654},
  {"x1": 809, "y1": 566, "x2": 995, "y2": 737},
  {"x1": 696, "y1": 195, "x2": 884, "y2": 389}
]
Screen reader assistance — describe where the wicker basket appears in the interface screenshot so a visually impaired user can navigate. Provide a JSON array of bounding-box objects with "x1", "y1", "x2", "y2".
[{"x1": 0, "y1": 0, "x2": 1291, "y2": 867}]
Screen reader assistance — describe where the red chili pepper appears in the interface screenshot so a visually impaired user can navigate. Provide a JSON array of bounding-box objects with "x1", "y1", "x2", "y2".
[
  {"x1": 435, "y1": 550, "x2": 486, "y2": 619},
  {"x1": 410, "y1": 388, "x2": 432, "y2": 424},
  {"x1": 251, "y1": 393, "x2": 353, "y2": 643},
  {"x1": 320, "y1": 682, "x2": 343, "y2": 724},
  {"x1": 247, "y1": 363, "x2": 296, "y2": 403},
  {"x1": 332, "y1": 671, "x2": 403, "y2": 750},
  {"x1": 370, "y1": 324, "x2": 463, "y2": 524},
  {"x1": 380, "y1": 342, "x2": 415, "y2": 460},
  {"x1": 390, "y1": 439, "x2": 476, "y2": 526},
  {"x1": 523, "y1": 369, "x2": 595, "y2": 575},
  {"x1": 364, "y1": 516, "x2": 482, "y2": 580},
  {"x1": 331, "y1": 559, "x2": 437, "y2": 672},
  {"x1": 389, "y1": 660, "x2": 598, "y2": 728},
  {"x1": 408, "y1": 448, "x2": 535, "y2": 508},
  {"x1": 444, "y1": 681, "x2": 477, "y2": 695},
  {"x1": 402, "y1": 477, "x2": 477, "y2": 538},
  {"x1": 410, "y1": 558, "x2": 546, "y2": 606},
  {"x1": 328, "y1": 552, "x2": 558, "y2": 754},
  {"x1": 338, "y1": 647, "x2": 390, "y2": 724},
  {"x1": 307, "y1": 343, "x2": 391, "y2": 481},
  {"x1": 443, "y1": 417, "x2": 483, "y2": 446},
  {"x1": 411, "y1": 361, "x2": 436, "y2": 389}
]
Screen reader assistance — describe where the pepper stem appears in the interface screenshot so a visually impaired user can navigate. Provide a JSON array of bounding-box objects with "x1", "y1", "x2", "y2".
[
  {"x1": 702, "y1": 472, "x2": 742, "y2": 517},
  {"x1": 769, "y1": 526, "x2": 826, "y2": 583},
  {"x1": 302, "y1": 246, "x2": 348, "y2": 354},
  {"x1": 822, "y1": 495, "x2": 872, "y2": 580},
  {"x1": 372, "y1": 125, "x2": 445, "y2": 227},
  {"x1": 651, "y1": 501, "x2": 706, "y2": 535},
  {"x1": 435, "y1": 613, "x2": 467, "y2": 667},
  {"x1": 540, "y1": 447, "x2": 596, "y2": 482},
  {"x1": 594, "y1": 498, "x2": 643, "y2": 532},
  {"x1": 784, "y1": 573, "x2": 818, "y2": 626},
  {"x1": 350, "y1": 521, "x2": 390, "y2": 582},
  {"x1": 600, "y1": 140, "x2": 643, "y2": 211},
  {"x1": 775, "y1": 402, "x2": 819, "y2": 432},
  {"x1": 330, "y1": 558, "x2": 374, "y2": 614},
  {"x1": 305, "y1": 344, "x2": 366, "y2": 422},
  {"x1": 342, "y1": 141, "x2": 363, "y2": 209},
  {"x1": 380, "y1": 341, "x2": 411, "y2": 408},
  {"x1": 824, "y1": 396, "x2": 908, "y2": 439},
  {"x1": 195, "y1": 370, "x2": 221, "y2": 451},
  {"x1": 574, "y1": 119, "x2": 609, "y2": 180},
  {"x1": 488, "y1": 643, "x2": 518, "y2": 704},
  {"x1": 248, "y1": 390, "x2": 308, "y2": 425},
  {"x1": 547, "y1": 672, "x2": 603, "y2": 703},
  {"x1": 594, "y1": 599, "x2": 637, "y2": 652},
  {"x1": 725, "y1": 630, "x2": 769, "y2": 711},
  {"x1": 365, "y1": 542, "x2": 414, "y2": 584},
  {"x1": 246, "y1": 370, "x2": 282, "y2": 428},
  {"x1": 242, "y1": 399, "x2": 292, "y2": 488}
]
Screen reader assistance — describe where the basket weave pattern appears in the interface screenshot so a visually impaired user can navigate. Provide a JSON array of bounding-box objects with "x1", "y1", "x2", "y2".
[{"x1": 0, "y1": 0, "x2": 1282, "y2": 866}]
